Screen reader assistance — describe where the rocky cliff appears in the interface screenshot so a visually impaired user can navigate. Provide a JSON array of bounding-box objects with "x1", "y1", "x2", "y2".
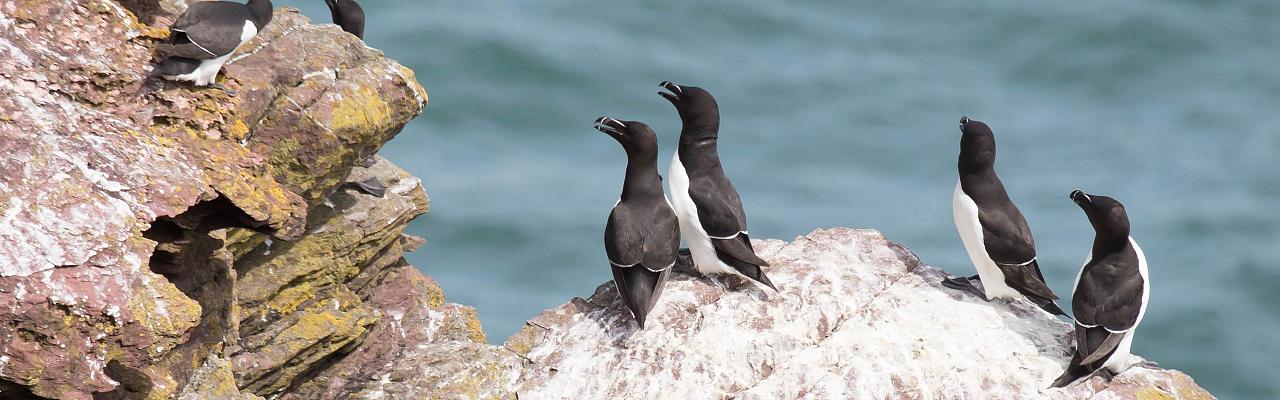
[
  {"x1": 0, "y1": 1, "x2": 499, "y2": 398},
  {"x1": 0, "y1": 1, "x2": 1213, "y2": 399}
]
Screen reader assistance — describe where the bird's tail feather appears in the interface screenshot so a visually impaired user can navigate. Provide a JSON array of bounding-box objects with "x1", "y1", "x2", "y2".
[
  {"x1": 611, "y1": 266, "x2": 669, "y2": 328},
  {"x1": 721, "y1": 255, "x2": 778, "y2": 291},
  {"x1": 1050, "y1": 343, "x2": 1091, "y2": 388},
  {"x1": 151, "y1": 57, "x2": 200, "y2": 77},
  {"x1": 1050, "y1": 361, "x2": 1091, "y2": 388},
  {"x1": 1032, "y1": 297, "x2": 1071, "y2": 318}
]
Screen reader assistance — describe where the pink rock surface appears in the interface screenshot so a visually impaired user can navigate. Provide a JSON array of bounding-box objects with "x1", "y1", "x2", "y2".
[{"x1": 0, "y1": 1, "x2": 424, "y2": 398}]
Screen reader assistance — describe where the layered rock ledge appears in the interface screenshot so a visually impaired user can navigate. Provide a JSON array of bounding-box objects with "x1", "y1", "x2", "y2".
[
  {"x1": 0, "y1": 1, "x2": 1213, "y2": 399},
  {"x1": 0, "y1": 1, "x2": 477, "y2": 398}
]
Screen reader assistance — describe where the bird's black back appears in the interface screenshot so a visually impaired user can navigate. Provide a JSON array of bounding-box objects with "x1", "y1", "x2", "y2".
[
  {"x1": 171, "y1": 1, "x2": 259, "y2": 57},
  {"x1": 957, "y1": 119, "x2": 1036, "y2": 264},
  {"x1": 959, "y1": 171, "x2": 1037, "y2": 264},
  {"x1": 605, "y1": 199, "x2": 679, "y2": 271},
  {"x1": 680, "y1": 142, "x2": 749, "y2": 238},
  {"x1": 1073, "y1": 243, "x2": 1144, "y2": 331}
]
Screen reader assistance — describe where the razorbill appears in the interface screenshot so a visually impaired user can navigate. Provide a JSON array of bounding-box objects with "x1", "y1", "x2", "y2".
[
  {"x1": 595, "y1": 116, "x2": 679, "y2": 328},
  {"x1": 943, "y1": 116, "x2": 1065, "y2": 315},
  {"x1": 152, "y1": 0, "x2": 274, "y2": 91},
  {"x1": 1052, "y1": 190, "x2": 1151, "y2": 387},
  {"x1": 324, "y1": 0, "x2": 365, "y2": 39},
  {"x1": 659, "y1": 81, "x2": 776, "y2": 291}
]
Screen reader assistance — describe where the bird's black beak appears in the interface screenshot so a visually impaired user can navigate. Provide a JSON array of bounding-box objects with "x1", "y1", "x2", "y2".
[
  {"x1": 594, "y1": 116, "x2": 626, "y2": 138},
  {"x1": 1070, "y1": 189, "x2": 1092, "y2": 205},
  {"x1": 658, "y1": 81, "x2": 682, "y2": 104}
]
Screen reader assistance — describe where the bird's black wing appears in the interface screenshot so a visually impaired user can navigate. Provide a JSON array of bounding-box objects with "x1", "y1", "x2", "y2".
[
  {"x1": 171, "y1": 2, "x2": 257, "y2": 57},
  {"x1": 714, "y1": 232, "x2": 776, "y2": 290},
  {"x1": 1070, "y1": 249, "x2": 1145, "y2": 364},
  {"x1": 686, "y1": 170, "x2": 770, "y2": 270},
  {"x1": 155, "y1": 38, "x2": 219, "y2": 60},
  {"x1": 641, "y1": 205, "x2": 680, "y2": 271},
  {"x1": 1073, "y1": 251, "x2": 1145, "y2": 330},
  {"x1": 711, "y1": 234, "x2": 767, "y2": 267},
  {"x1": 605, "y1": 201, "x2": 679, "y2": 272},
  {"x1": 995, "y1": 259, "x2": 1059, "y2": 301},
  {"x1": 607, "y1": 201, "x2": 679, "y2": 328},
  {"x1": 686, "y1": 170, "x2": 749, "y2": 239},
  {"x1": 974, "y1": 195, "x2": 1059, "y2": 302},
  {"x1": 977, "y1": 206, "x2": 1038, "y2": 265}
]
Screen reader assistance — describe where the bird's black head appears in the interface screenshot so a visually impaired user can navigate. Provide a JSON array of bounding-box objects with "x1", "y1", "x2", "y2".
[
  {"x1": 659, "y1": 81, "x2": 719, "y2": 138},
  {"x1": 248, "y1": 0, "x2": 274, "y2": 28},
  {"x1": 958, "y1": 116, "x2": 997, "y2": 170},
  {"x1": 1071, "y1": 190, "x2": 1131, "y2": 240},
  {"x1": 595, "y1": 116, "x2": 659, "y2": 157}
]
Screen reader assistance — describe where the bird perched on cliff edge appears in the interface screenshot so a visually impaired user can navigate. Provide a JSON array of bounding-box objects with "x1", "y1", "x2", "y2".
[
  {"x1": 152, "y1": 0, "x2": 274, "y2": 94},
  {"x1": 944, "y1": 117, "x2": 1066, "y2": 316},
  {"x1": 324, "y1": 0, "x2": 365, "y2": 39},
  {"x1": 1052, "y1": 190, "x2": 1151, "y2": 387},
  {"x1": 596, "y1": 116, "x2": 679, "y2": 328},
  {"x1": 660, "y1": 81, "x2": 777, "y2": 291}
]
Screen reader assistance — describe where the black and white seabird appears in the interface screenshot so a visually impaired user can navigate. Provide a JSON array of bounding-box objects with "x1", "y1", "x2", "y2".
[
  {"x1": 595, "y1": 116, "x2": 680, "y2": 328},
  {"x1": 152, "y1": 0, "x2": 274, "y2": 90},
  {"x1": 324, "y1": 0, "x2": 365, "y2": 39},
  {"x1": 1052, "y1": 190, "x2": 1151, "y2": 387},
  {"x1": 659, "y1": 81, "x2": 776, "y2": 291},
  {"x1": 943, "y1": 117, "x2": 1066, "y2": 315}
]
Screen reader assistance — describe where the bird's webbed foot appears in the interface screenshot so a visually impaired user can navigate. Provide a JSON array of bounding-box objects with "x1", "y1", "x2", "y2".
[
  {"x1": 1095, "y1": 368, "x2": 1117, "y2": 383},
  {"x1": 209, "y1": 82, "x2": 237, "y2": 96},
  {"x1": 941, "y1": 275, "x2": 988, "y2": 301}
]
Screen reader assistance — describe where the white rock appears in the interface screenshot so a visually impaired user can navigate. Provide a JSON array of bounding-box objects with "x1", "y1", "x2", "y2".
[{"x1": 505, "y1": 228, "x2": 1213, "y2": 400}]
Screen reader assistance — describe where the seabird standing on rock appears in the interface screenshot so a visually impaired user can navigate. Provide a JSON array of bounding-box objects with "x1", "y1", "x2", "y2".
[
  {"x1": 152, "y1": 0, "x2": 274, "y2": 92},
  {"x1": 596, "y1": 116, "x2": 679, "y2": 328},
  {"x1": 1052, "y1": 190, "x2": 1151, "y2": 387},
  {"x1": 324, "y1": 0, "x2": 365, "y2": 39},
  {"x1": 660, "y1": 81, "x2": 776, "y2": 291},
  {"x1": 943, "y1": 117, "x2": 1066, "y2": 316}
]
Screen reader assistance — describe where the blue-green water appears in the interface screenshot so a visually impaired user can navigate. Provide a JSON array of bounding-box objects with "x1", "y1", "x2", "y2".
[{"x1": 282, "y1": 1, "x2": 1278, "y2": 397}]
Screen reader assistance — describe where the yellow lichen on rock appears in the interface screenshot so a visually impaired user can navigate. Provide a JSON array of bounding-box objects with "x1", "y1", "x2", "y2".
[
  {"x1": 127, "y1": 274, "x2": 202, "y2": 340},
  {"x1": 1137, "y1": 387, "x2": 1176, "y2": 400},
  {"x1": 329, "y1": 85, "x2": 395, "y2": 134},
  {"x1": 226, "y1": 119, "x2": 252, "y2": 142}
]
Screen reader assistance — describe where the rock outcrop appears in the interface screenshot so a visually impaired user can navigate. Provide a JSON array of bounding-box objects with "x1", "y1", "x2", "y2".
[
  {"x1": 505, "y1": 228, "x2": 1214, "y2": 400},
  {"x1": 0, "y1": 1, "x2": 1215, "y2": 399},
  {"x1": 0, "y1": 1, "x2": 489, "y2": 398}
]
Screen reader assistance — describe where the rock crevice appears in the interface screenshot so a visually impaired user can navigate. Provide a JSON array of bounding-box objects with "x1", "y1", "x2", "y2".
[{"x1": 0, "y1": 1, "x2": 456, "y2": 399}]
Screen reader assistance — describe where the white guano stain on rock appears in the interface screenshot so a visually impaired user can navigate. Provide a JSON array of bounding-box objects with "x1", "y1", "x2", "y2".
[{"x1": 507, "y1": 228, "x2": 1212, "y2": 400}]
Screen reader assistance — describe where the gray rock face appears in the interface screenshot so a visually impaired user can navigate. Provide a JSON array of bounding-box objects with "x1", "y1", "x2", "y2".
[{"x1": 505, "y1": 228, "x2": 1213, "y2": 400}]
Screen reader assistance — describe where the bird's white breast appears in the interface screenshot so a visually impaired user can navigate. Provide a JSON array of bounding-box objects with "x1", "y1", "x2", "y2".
[
  {"x1": 1130, "y1": 237, "x2": 1150, "y2": 329},
  {"x1": 952, "y1": 180, "x2": 1019, "y2": 299},
  {"x1": 170, "y1": 21, "x2": 259, "y2": 86},
  {"x1": 669, "y1": 153, "x2": 732, "y2": 275},
  {"x1": 1099, "y1": 237, "x2": 1148, "y2": 371},
  {"x1": 240, "y1": 20, "x2": 258, "y2": 44}
]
